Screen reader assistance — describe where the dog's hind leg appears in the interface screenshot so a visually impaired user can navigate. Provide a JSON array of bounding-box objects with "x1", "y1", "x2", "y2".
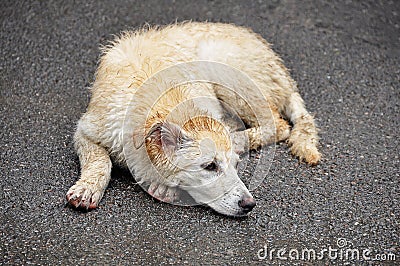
[
  {"x1": 284, "y1": 92, "x2": 321, "y2": 165},
  {"x1": 66, "y1": 128, "x2": 112, "y2": 210}
]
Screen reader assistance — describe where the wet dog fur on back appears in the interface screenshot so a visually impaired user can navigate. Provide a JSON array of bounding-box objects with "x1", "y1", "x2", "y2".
[{"x1": 66, "y1": 22, "x2": 321, "y2": 216}]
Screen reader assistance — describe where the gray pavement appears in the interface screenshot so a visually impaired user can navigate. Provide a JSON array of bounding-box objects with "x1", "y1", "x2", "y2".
[{"x1": 1, "y1": 0, "x2": 399, "y2": 264}]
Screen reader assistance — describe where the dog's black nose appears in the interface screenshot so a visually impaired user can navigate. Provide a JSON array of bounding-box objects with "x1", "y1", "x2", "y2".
[{"x1": 238, "y1": 197, "x2": 256, "y2": 213}]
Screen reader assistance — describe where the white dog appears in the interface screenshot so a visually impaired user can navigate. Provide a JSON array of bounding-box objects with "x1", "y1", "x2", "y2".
[{"x1": 66, "y1": 22, "x2": 320, "y2": 216}]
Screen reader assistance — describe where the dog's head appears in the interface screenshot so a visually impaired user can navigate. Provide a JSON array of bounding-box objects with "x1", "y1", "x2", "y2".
[{"x1": 143, "y1": 116, "x2": 255, "y2": 217}]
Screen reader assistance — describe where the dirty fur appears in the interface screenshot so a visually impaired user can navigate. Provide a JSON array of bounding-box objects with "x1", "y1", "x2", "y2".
[{"x1": 66, "y1": 22, "x2": 320, "y2": 216}]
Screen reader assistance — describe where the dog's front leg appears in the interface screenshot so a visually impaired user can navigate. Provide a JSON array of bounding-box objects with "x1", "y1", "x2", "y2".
[
  {"x1": 147, "y1": 182, "x2": 179, "y2": 203},
  {"x1": 231, "y1": 117, "x2": 290, "y2": 153},
  {"x1": 66, "y1": 129, "x2": 112, "y2": 210},
  {"x1": 249, "y1": 115, "x2": 291, "y2": 149}
]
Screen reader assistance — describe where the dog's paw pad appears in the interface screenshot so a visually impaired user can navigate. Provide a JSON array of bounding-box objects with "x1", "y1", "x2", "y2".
[{"x1": 66, "y1": 183, "x2": 102, "y2": 210}]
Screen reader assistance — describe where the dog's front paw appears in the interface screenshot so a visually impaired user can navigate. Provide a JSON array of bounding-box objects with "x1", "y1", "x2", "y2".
[
  {"x1": 148, "y1": 183, "x2": 179, "y2": 203},
  {"x1": 66, "y1": 181, "x2": 104, "y2": 210}
]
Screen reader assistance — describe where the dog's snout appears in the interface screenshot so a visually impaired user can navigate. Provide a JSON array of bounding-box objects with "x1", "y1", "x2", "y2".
[{"x1": 238, "y1": 196, "x2": 256, "y2": 213}]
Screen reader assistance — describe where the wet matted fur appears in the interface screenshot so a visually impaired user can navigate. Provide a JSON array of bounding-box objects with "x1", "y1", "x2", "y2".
[{"x1": 66, "y1": 22, "x2": 320, "y2": 216}]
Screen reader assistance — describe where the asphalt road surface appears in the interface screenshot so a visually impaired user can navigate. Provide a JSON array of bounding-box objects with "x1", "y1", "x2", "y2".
[{"x1": 1, "y1": 0, "x2": 399, "y2": 265}]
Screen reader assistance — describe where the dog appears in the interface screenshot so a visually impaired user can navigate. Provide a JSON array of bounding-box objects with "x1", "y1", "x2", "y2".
[{"x1": 66, "y1": 22, "x2": 320, "y2": 216}]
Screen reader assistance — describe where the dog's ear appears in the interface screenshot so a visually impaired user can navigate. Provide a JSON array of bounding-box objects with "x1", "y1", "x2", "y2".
[{"x1": 144, "y1": 121, "x2": 192, "y2": 154}]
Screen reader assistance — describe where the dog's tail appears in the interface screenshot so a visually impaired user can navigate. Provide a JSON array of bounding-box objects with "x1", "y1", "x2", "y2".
[{"x1": 284, "y1": 92, "x2": 321, "y2": 165}]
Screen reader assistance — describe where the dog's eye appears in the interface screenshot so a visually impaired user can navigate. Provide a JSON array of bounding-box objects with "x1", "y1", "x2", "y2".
[{"x1": 202, "y1": 161, "x2": 218, "y2": 171}]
